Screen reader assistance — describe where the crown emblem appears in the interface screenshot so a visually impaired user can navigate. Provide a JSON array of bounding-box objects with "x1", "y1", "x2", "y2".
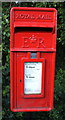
[{"x1": 29, "y1": 35, "x2": 37, "y2": 42}]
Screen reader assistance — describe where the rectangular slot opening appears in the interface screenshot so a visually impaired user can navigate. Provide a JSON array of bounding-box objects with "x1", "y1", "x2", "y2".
[{"x1": 14, "y1": 27, "x2": 53, "y2": 33}]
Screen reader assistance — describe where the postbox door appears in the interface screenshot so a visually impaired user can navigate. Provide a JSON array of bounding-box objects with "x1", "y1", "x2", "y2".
[{"x1": 15, "y1": 52, "x2": 45, "y2": 108}]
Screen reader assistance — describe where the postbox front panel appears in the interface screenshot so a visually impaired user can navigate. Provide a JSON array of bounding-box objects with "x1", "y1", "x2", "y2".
[
  {"x1": 14, "y1": 27, "x2": 53, "y2": 48},
  {"x1": 10, "y1": 7, "x2": 57, "y2": 112}
]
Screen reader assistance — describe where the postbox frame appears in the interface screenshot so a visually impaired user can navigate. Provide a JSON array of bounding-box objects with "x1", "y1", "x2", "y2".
[{"x1": 10, "y1": 7, "x2": 57, "y2": 112}]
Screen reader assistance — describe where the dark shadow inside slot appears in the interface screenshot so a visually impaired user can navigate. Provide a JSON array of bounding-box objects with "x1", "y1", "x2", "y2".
[{"x1": 14, "y1": 27, "x2": 53, "y2": 33}]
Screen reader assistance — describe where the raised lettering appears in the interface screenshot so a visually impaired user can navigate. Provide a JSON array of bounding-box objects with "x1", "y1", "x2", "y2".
[
  {"x1": 23, "y1": 38, "x2": 29, "y2": 48},
  {"x1": 15, "y1": 14, "x2": 52, "y2": 20}
]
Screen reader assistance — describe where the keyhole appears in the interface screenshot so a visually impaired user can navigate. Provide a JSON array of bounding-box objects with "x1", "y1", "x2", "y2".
[{"x1": 20, "y1": 80, "x2": 22, "y2": 82}]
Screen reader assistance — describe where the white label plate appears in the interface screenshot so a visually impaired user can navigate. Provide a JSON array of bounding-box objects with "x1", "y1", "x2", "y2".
[{"x1": 24, "y1": 62, "x2": 42, "y2": 94}]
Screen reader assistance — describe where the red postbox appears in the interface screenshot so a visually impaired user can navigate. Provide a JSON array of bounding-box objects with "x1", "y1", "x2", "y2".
[{"x1": 10, "y1": 7, "x2": 57, "y2": 112}]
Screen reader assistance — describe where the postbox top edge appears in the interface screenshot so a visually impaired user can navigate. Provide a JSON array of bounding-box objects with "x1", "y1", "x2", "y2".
[{"x1": 10, "y1": 7, "x2": 57, "y2": 13}]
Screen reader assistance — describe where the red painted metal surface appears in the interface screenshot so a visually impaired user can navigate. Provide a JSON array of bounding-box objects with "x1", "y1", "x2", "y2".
[{"x1": 10, "y1": 7, "x2": 57, "y2": 112}]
